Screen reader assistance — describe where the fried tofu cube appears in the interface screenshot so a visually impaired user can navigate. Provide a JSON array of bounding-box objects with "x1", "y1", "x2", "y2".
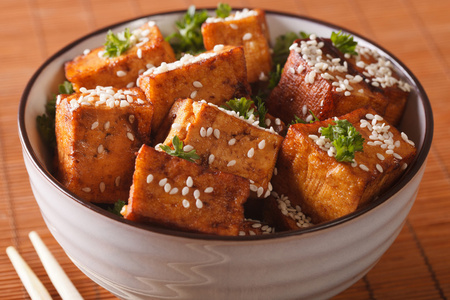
[
  {"x1": 65, "y1": 22, "x2": 176, "y2": 91},
  {"x1": 271, "y1": 107, "x2": 416, "y2": 223},
  {"x1": 55, "y1": 87, "x2": 152, "y2": 204},
  {"x1": 202, "y1": 8, "x2": 272, "y2": 83},
  {"x1": 266, "y1": 36, "x2": 410, "y2": 126},
  {"x1": 160, "y1": 98, "x2": 283, "y2": 198},
  {"x1": 122, "y1": 144, "x2": 249, "y2": 236},
  {"x1": 138, "y1": 45, "x2": 252, "y2": 132}
]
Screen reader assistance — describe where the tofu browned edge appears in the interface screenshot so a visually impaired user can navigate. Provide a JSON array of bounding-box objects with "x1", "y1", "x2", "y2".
[
  {"x1": 266, "y1": 38, "x2": 409, "y2": 127},
  {"x1": 271, "y1": 107, "x2": 416, "y2": 224},
  {"x1": 122, "y1": 144, "x2": 250, "y2": 236}
]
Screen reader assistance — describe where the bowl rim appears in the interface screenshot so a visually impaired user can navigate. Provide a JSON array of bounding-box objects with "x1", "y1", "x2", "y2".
[{"x1": 18, "y1": 8, "x2": 434, "y2": 242}]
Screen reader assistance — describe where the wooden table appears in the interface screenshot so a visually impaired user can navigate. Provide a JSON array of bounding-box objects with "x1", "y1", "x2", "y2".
[{"x1": 1, "y1": 0, "x2": 448, "y2": 299}]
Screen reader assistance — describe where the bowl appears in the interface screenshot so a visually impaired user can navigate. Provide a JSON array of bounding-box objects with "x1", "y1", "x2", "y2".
[{"x1": 18, "y1": 9, "x2": 433, "y2": 300}]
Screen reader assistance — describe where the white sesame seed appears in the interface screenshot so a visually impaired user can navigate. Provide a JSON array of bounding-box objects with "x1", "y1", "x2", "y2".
[
  {"x1": 182, "y1": 199, "x2": 190, "y2": 208},
  {"x1": 208, "y1": 154, "x2": 215, "y2": 164},
  {"x1": 273, "y1": 167, "x2": 278, "y2": 175},
  {"x1": 116, "y1": 70, "x2": 127, "y2": 77},
  {"x1": 213, "y1": 44, "x2": 224, "y2": 52},
  {"x1": 386, "y1": 149, "x2": 394, "y2": 155},
  {"x1": 97, "y1": 144, "x2": 104, "y2": 154},
  {"x1": 137, "y1": 48, "x2": 142, "y2": 59},
  {"x1": 183, "y1": 145, "x2": 194, "y2": 152},
  {"x1": 186, "y1": 176, "x2": 193, "y2": 187},
  {"x1": 243, "y1": 33, "x2": 252, "y2": 40},
  {"x1": 172, "y1": 123, "x2": 181, "y2": 130},
  {"x1": 193, "y1": 81, "x2": 203, "y2": 88},
  {"x1": 196, "y1": 199, "x2": 203, "y2": 208},
  {"x1": 204, "y1": 187, "x2": 213, "y2": 193},
  {"x1": 344, "y1": 91, "x2": 351, "y2": 96},
  {"x1": 147, "y1": 174, "x2": 153, "y2": 183},
  {"x1": 376, "y1": 164, "x2": 383, "y2": 173},
  {"x1": 402, "y1": 163, "x2": 408, "y2": 170},
  {"x1": 91, "y1": 121, "x2": 99, "y2": 130},
  {"x1": 99, "y1": 182, "x2": 105, "y2": 193},
  {"x1": 258, "y1": 140, "x2": 266, "y2": 149},
  {"x1": 393, "y1": 153, "x2": 403, "y2": 159},
  {"x1": 182, "y1": 186, "x2": 190, "y2": 196},
  {"x1": 275, "y1": 118, "x2": 281, "y2": 125},
  {"x1": 164, "y1": 183, "x2": 171, "y2": 193},
  {"x1": 190, "y1": 90, "x2": 197, "y2": 99},
  {"x1": 228, "y1": 138, "x2": 236, "y2": 146},
  {"x1": 213, "y1": 129, "x2": 220, "y2": 139},
  {"x1": 227, "y1": 160, "x2": 236, "y2": 167},
  {"x1": 359, "y1": 164, "x2": 369, "y2": 172},
  {"x1": 257, "y1": 187, "x2": 264, "y2": 197},
  {"x1": 104, "y1": 121, "x2": 110, "y2": 130},
  {"x1": 377, "y1": 153, "x2": 385, "y2": 161},
  {"x1": 250, "y1": 184, "x2": 258, "y2": 192},
  {"x1": 159, "y1": 178, "x2": 168, "y2": 186},
  {"x1": 247, "y1": 148, "x2": 255, "y2": 158},
  {"x1": 127, "y1": 132, "x2": 134, "y2": 141},
  {"x1": 82, "y1": 187, "x2": 91, "y2": 193},
  {"x1": 230, "y1": 24, "x2": 238, "y2": 30},
  {"x1": 200, "y1": 127, "x2": 206, "y2": 137},
  {"x1": 169, "y1": 187, "x2": 178, "y2": 195},
  {"x1": 206, "y1": 127, "x2": 213, "y2": 137}
]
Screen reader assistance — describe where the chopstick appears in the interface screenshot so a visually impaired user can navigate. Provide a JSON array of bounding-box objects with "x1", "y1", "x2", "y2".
[{"x1": 6, "y1": 231, "x2": 83, "y2": 300}]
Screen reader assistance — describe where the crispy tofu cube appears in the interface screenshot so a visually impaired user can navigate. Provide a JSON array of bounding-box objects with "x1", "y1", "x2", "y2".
[
  {"x1": 55, "y1": 87, "x2": 152, "y2": 204},
  {"x1": 138, "y1": 45, "x2": 252, "y2": 133},
  {"x1": 202, "y1": 8, "x2": 272, "y2": 83},
  {"x1": 122, "y1": 144, "x2": 249, "y2": 236},
  {"x1": 161, "y1": 98, "x2": 283, "y2": 198},
  {"x1": 65, "y1": 22, "x2": 176, "y2": 91},
  {"x1": 271, "y1": 107, "x2": 416, "y2": 223},
  {"x1": 266, "y1": 36, "x2": 410, "y2": 126}
]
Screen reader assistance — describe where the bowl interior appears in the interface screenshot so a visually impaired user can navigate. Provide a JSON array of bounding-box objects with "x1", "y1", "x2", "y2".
[{"x1": 18, "y1": 10, "x2": 433, "y2": 240}]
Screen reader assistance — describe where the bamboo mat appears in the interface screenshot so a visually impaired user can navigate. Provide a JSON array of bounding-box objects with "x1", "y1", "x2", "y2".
[{"x1": 1, "y1": 0, "x2": 449, "y2": 299}]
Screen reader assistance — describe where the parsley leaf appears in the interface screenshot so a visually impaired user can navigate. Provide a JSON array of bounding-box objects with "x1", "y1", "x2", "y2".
[
  {"x1": 253, "y1": 96, "x2": 268, "y2": 128},
  {"x1": 165, "y1": 5, "x2": 209, "y2": 57},
  {"x1": 268, "y1": 63, "x2": 283, "y2": 90},
  {"x1": 103, "y1": 28, "x2": 133, "y2": 58},
  {"x1": 320, "y1": 119, "x2": 364, "y2": 162},
  {"x1": 107, "y1": 200, "x2": 126, "y2": 216},
  {"x1": 272, "y1": 31, "x2": 310, "y2": 66},
  {"x1": 160, "y1": 135, "x2": 200, "y2": 163},
  {"x1": 58, "y1": 81, "x2": 74, "y2": 95},
  {"x1": 330, "y1": 30, "x2": 358, "y2": 55},
  {"x1": 221, "y1": 97, "x2": 255, "y2": 119},
  {"x1": 290, "y1": 111, "x2": 319, "y2": 126},
  {"x1": 216, "y1": 3, "x2": 231, "y2": 18}
]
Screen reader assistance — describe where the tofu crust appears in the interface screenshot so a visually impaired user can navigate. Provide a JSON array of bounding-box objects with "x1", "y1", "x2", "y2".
[{"x1": 122, "y1": 145, "x2": 249, "y2": 236}]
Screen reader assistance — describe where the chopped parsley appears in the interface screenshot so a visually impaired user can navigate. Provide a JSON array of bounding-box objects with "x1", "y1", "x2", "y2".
[
  {"x1": 268, "y1": 63, "x2": 283, "y2": 90},
  {"x1": 103, "y1": 28, "x2": 133, "y2": 58},
  {"x1": 222, "y1": 97, "x2": 255, "y2": 119},
  {"x1": 107, "y1": 200, "x2": 126, "y2": 216},
  {"x1": 253, "y1": 96, "x2": 268, "y2": 128},
  {"x1": 320, "y1": 119, "x2": 364, "y2": 162},
  {"x1": 330, "y1": 30, "x2": 358, "y2": 55},
  {"x1": 160, "y1": 135, "x2": 200, "y2": 163},
  {"x1": 165, "y1": 5, "x2": 209, "y2": 57},
  {"x1": 290, "y1": 111, "x2": 319, "y2": 126},
  {"x1": 216, "y1": 3, "x2": 231, "y2": 18}
]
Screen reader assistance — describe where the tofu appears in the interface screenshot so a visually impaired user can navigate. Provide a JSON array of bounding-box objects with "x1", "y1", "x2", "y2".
[
  {"x1": 202, "y1": 8, "x2": 272, "y2": 83},
  {"x1": 65, "y1": 22, "x2": 176, "y2": 91},
  {"x1": 122, "y1": 144, "x2": 249, "y2": 236},
  {"x1": 266, "y1": 36, "x2": 411, "y2": 126},
  {"x1": 271, "y1": 107, "x2": 416, "y2": 223},
  {"x1": 55, "y1": 87, "x2": 152, "y2": 203},
  {"x1": 138, "y1": 45, "x2": 252, "y2": 133},
  {"x1": 160, "y1": 98, "x2": 283, "y2": 198}
]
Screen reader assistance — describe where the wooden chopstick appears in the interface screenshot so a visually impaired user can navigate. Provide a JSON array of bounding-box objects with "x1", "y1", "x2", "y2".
[
  {"x1": 6, "y1": 245, "x2": 52, "y2": 300},
  {"x1": 29, "y1": 231, "x2": 84, "y2": 300}
]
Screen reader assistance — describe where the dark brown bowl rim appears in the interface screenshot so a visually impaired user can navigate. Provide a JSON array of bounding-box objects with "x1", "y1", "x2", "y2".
[{"x1": 18, "y1": 8, "x2": 434, "y2": 241}]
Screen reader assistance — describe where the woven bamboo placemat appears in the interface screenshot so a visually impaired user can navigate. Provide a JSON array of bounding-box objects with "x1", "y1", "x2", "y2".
[{"x1": 1, "y1": 0, "x2": 448, "y2": 298}]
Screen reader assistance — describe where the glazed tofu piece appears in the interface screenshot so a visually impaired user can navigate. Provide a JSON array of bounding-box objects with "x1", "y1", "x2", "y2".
[
  {"x1": 138, "y1": 45, "x2": 252, "y2": 132},
  {"x1": 55, "y1": 87, "x2": 152, "y2": 204},
  {"x1": 160, "y1": 98, "x2": 283, "y2": 198},
  {"x1": 202, "y1": 8, "x2": 272, "y2": 83},
  {"x1": 122, "y1": 144, "x2": 249, "y2": 236},
  {"x1": 65, "y1": 22, "x2": 176, "y2": 91},
  {"x1": 266, "y1": 35, "x2": 411, "y2": 126},
  {"x1": 271, "y1": 107, "x2": 416, "y2": 223}
]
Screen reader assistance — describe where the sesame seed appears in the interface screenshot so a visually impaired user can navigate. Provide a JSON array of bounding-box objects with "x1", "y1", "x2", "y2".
[
  {"x1": 227, "y1": 160, "x2": 236, "y2": 167},
  {"x1": 91, "y1": 121, "x2": 99, "y2": 130},
  {"x1": 239, "y1": 231, "x2": 245, "y2": 236},
  {"x1": 82, "y1": 187, "x2": 91, "y2": 193},
  {"x1": 196, "y1": 199, "x2": 203, "y2": 208},
  {"x1": 228, "y1": 138, "x2": 236, "y2": 145},
  {"x1": 274, "y1": 167, "x2": 278, "y2": 175},
  {"x1": 402, "y1": 163, "x2": 408, "y2": 170},
  {"x1": 208, "y1": 154, "x2": 215, "y2": 164},
  {"x1": 214, "y1": 129, "x2": 220, "y2": 139},
  {"x1": 206, "y1": 127, "x2": 213, "y2": 137},
  {"x1": 182, "y1": 186, "x2": 189, "y2": 196},
  {"x1": 359, "y1": 164, "x2": 369, "y2": 172},
  {"x1": 97, "y1": 144, "x2": 104, "y2": 154},
  {"x1": 230, "y1": 24, "x2": 238, "y2": 30},
  {"x1": 344, "y1": 91, "x2": 351, "y2": 96},
  {"x1": 275, "y1": 118, "x2": 281, "y2": 125},
  {"x1": 183, "y1": 145, "x2": 194, "y2": 152},
  {"x1": 164, "y1": 183, "x2": 171, "y2": 193},
  {"x1": 159, "y1": 178, "x2": 168, "y2": 186},
  {"x1": 186, "y1": 176, "x2": 193, "y2": 187},
  {"x1": 376, "y1": 164, "x2": 383, "y2": 173},
  {"x1": 247, "y1": 148, "x2": 255, "y2": 158},
  {"x1": 213, "y1": 44, "x2": 224, "y2": 52},
  {"x1": 250, "y1": 184, "x2": 258, "y2": 192},
  {"x1": 116, "y1": 70, "x2": 127, "y2": 77},
  {"x1": 385, "y1": 149, "x2": 394, "y2": 155},
  {"x1": 182, "y1": 199, "x2": 190, "y2": 208},
  {"x1": 99, "y1": 182, "x2": 105, "y2": 193},
  {"x1": 104, "y1": 121, "x2": 110, "y2": 130},
  {"x1": 200, "y1": 127, "x2": 206, "y2": 137},
  {"x1": 127, "y1": 132, "x2": 134, "y2": 141},
  {"x1": 169, "y1": 187, "x2": 178, "y2": 195},
  {"x1": 258, "y1": 140, "x2": 266, "y2": 149},
  {"x1": 377, "y1": 153, "x2": 385, "y2": 161},
  {"x1": 147, "y1": 174, "x2": 153, "y2": 183},
  {"x1": 393, "y1": 153, "x2": 402, "y2": 159},
  {"x1": 243, "y1": 33, "x2": 252, "y2": 40},
  {"x1": 137, "y1": 48, "x2": 142, "y2": 59},
  {"x1": 193, "y1": 81, "x2": 203, "y2": 88},
  {"x1": 257, "y1": 187, "x2": 264, "y2": 197},
  {"x1": 190, "y1": 91, "x2": 197, "y2": 99},
  {"x1": 204, "y1": 187, "x2": 213, "y2": 193},
  {"x1": 172, "y1": 123, "x2": 181, "y2": 130}
]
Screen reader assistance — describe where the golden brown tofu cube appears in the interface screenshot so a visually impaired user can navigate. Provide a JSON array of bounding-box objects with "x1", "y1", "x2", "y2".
[
  {"x1": 65, "y1": 22, "x2": 176, "y2": 91},
  {"x1": 122, "y1": 144, "x2": 249, "y2": 236},
  {"x1": 266, "y1": 36, "x2": 410, "y2": 126},
  {"x1": 138, "y1": 45, "x2": 252, "y2": 132},
  {"x1": 161, "y1": 98, "x2": 283, "y2": 198},
  {"x1": 202, "y1": 8, "x2": 272, "y2": 83},
  {"x1": 55, "y1": 87, "x2": 152, "y2": 204},
  {"x1": 271, "y1": 107, "x2": 416, "y2": 223}
]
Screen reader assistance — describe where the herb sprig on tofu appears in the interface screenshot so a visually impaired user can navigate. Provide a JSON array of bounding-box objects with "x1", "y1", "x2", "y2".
[
  {"x1": 222, "y1": 97, "x2": 255, "y2": 119},
  {"x1": 272, "y1": 31, "x2": 310, "y2": 67},
  {"x1": 103, "y1": 28, "x2": 133, "y2": 58},
  {"x1": 36, "y1": 81, "x2": 74, "y2": 152},
  {"x1": 165, "y1": 5, "x2": 209, "y2": 57},
  {"x1": 160, "y1": 135, "x2": 200, "y2": 163},
  {"x1": 290, "y1": 111, "x2": 319, "y2": 126},
  {"x1": 320, "y1": 119, "x2": 364, "y2": 162},
  {"x1": 330, "y1": 30, "x2": 358, "y2": 55},
  {"x1": 107, "y1": 200, "x2": 126, "y2": 216},
  {"x1": 216, "y1": 3, "x2": 232, "y2": 18}
]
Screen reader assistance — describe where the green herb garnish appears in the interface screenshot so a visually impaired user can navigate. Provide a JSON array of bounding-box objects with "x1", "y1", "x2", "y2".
[
  {"x1": 165, "y1": 5, "x2": 209, "y2": 57},
  {"x1": 272, "y1": 31, "x2": 310, "y2": 66},
  {"x1": 330, "y1": 30, "x2": 357, "y2": 55},
  {"x1": 160, "y1": 135, "x2": 200, "y2": 163},
  {"x1": 216, "y1": 3, "x2": 231, "y2": 18},
  {"x1": 268, "y1": 63, "x2": 283, "y2": 90},
  {"x1": 103, "y1": 28, "x2": 133, "y2": 58},
  {"x1": 253, "y1": 96, "x2": 268, "y2": 128},
  {"x1": 107, "y1": 200, "x2": 126, "y2": 216},
  {"x1": 290, "y1": 111, "x2": 319, "y2": 126},
  {"x1": 320, "y1": 119, "x2": 364, "y2": 162},
  {"x1": 221, "y1": 97, "x2": 255, "y2": 119}
]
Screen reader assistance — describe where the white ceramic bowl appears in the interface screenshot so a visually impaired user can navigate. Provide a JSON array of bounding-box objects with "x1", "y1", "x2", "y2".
[{"x1": 18, "y1": 9, "x2": 433, "y2": 300}]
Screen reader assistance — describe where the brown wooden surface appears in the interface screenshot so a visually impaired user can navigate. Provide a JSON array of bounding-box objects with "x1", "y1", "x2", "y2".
[{"x1": 0, "y1": 0, "x2": 448, "y2": 299}]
